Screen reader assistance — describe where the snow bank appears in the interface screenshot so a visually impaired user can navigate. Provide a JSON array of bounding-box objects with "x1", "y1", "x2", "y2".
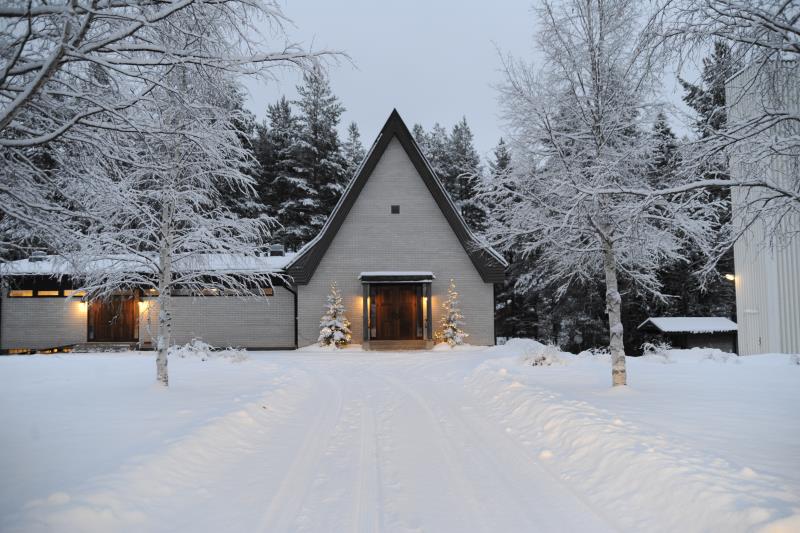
[
  {"x1": 0, "y1": 354, "x2": 311, "y2": 531},
  {"x1": 11, "y1": 368, "x2": 311, "y2": 532},
  {"x1": 484, "y1": 338, "x2": 571, "y2": 366},
  {"x1": 466, "y1": 345, "x2": 800, "y2": 532},
  {"x1": 431, "y1": 342, "x2": 484, "y2": 352}
]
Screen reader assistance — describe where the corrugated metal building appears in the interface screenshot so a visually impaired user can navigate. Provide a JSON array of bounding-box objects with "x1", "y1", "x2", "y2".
[{"x1": 727, "y1": 63, "x2": 800, "y2": 355}]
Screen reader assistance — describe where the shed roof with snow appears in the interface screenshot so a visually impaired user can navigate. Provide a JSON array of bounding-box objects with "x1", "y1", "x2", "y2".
[{"x1": 638, "y1": 317, "x2": 738, "y2": 334}]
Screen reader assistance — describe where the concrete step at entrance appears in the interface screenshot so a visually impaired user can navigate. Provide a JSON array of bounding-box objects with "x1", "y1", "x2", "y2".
[
  {"x1": 364, "y1": 340, "x2": 434, "y2": 351},
  {"x1": 72, "y1": 342, "x2": 138, "y2": 353}
]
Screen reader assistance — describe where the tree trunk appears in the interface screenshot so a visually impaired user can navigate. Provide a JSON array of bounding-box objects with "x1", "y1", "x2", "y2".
[
  {"x1": 155, "y1": 201, "x2": 174, "y2": 387},
  {"x1": 602, "y1": 238, "x2": 627, "y2": 387},
  {"x1": 156, "y1": 291, "x2": 170, "y2": 387}
]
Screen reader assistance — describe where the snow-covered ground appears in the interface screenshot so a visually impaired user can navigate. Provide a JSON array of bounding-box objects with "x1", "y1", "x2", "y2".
[{"x1": 1, "y1": 342, "x2": 798, "y2": 532}]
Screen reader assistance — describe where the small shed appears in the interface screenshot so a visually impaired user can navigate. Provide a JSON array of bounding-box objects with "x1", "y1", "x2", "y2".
[{"x1": 637, "y1": 317, "x2": 738, "y2": 354}]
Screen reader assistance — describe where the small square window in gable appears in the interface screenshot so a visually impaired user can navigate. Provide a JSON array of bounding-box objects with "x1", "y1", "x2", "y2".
[{"x1": 391, "y1": 205, "x2": 400, "y2": 214}]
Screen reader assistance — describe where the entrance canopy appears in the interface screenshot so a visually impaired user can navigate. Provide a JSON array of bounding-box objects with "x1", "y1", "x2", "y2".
[{"x1": 358, "y1": 272, "x2": 435, "y2": 283}]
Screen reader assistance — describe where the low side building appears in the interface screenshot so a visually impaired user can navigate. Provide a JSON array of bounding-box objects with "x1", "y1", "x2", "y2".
[{"x1": 638, "y1": 317, "x2": 738, "y2": 354}]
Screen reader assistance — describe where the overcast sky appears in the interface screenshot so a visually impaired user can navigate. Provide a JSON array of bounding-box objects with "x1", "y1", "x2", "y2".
[{"x1": 242, "y1": 1, "x2": 694, "y2": 162}]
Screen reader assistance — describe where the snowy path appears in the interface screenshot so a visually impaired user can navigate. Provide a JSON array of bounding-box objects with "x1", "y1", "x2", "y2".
[
  {"x1": 4, "y1": 353, "x2": 615, "y2": 533},
  {"x1": 3, "y1": 348, "x2": 797, "y2": 532}
]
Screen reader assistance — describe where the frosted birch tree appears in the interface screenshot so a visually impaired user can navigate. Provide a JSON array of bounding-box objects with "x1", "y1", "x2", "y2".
[
  {"x1": 646, "y1": 0, "x2": 800, "y2": 249},
  {"x1": 0, "y1": 0, "x2": 332, "y2": 252},
  {"x1": 485, "y1": 0, "x2": 720, "y2": 386},
  {"x1": 67, "y1": 64, "x2": 279, "y2": 386}
]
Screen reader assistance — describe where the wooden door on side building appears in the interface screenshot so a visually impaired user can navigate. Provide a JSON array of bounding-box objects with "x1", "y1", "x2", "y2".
[{"x1": 88, "y1": 297, "x2": 138, "y2": 342}]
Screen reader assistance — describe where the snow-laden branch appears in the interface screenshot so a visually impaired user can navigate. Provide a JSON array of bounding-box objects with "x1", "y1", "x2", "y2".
[{"x1": 0, "y1": 0, "x2": 340, "y2": 250}]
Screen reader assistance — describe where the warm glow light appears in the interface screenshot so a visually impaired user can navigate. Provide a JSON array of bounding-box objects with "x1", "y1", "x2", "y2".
[
  {"x1": 37, "y1": 290, "x2": 60, "y2": 296},
  {"x1": 8, "y1": 289, "x2": 33, "y2": 297},
  {"x1": 79, "y1": 301, "x2": 88, "y2": 313},
  {"x1": 64, "y1": 290, "x2": 86, "y2": 298},
  {"x1": 138, "y1": 300, "x2": 150, "y2": 313},
  {"x1": 724, "y1": 274, "x2": 736, "y2": 281}
]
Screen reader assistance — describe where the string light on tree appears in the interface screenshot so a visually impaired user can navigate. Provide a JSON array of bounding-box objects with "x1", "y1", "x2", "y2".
[
  {"x1": 318, "y1": 282, "x2": 352, "y2": 348},
  {"x1": 436, "y1": 279, "x2": 468, "y2": 346}
]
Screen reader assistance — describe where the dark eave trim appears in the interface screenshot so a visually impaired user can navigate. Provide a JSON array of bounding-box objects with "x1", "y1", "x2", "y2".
[
  {"x1": 359, "y1": 274, "x2": 435, "y2": 283},
  {"x1": 286, "y1": 109, "x2": 507, "y2": 284}
]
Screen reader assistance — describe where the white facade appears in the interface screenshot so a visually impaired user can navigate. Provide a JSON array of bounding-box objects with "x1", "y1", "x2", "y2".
[
  {"x1": 728, "y1": 65, "x2": 800, "y2": 355},
  {"x1": 296, "y1": 137, "x2": 496, "y2": 346},
  {"x1": 0, "y1": 295, "x2": 87, "y2": 350},
  {"x1": 139, "y1": 289, "x2": 295, "y2": 349}
]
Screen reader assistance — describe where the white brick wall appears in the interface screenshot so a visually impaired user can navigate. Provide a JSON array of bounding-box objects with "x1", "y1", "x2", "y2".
[
  {"x1": 139, "y1": 287, "x2": 295, "y2": 349},
  {"x1": 1, "y1": 296, "x2": 87, "y2": 350},
  {"x1": 297, "y1": 137, "x2": 495, "y2": 347}
]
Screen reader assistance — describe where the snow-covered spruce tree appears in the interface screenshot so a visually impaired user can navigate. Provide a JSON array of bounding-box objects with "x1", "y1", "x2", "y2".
[
  {"x1": 258, "y1": 97, "x2": 315, "y2": 251},
  {"x1": 342, "y1": 122, "x2": 366, "y2": 179},
  {"x1": 294, "y1": 67, "x2": 347, "y2": 237},
  {"x1": 421, "y1": 123, "x2": 453, "y2": 185},
  {"x1": 318, "y1": 282, "x2": 352, "y2": 348},
  {"x1": 0, "y1": 0, "x2": 330, "y2": 255},
  {"x1": 437, "y1": 279, "x2": 468, "y2": 346},
  {"x1": 216, "y1": 91, "x2": 267, "y2": 222},
  {"x1": 485, "y1": 0, "x2": 719, "y2": 386},
  {"x1": 413, "y1": 119, "x2": 484, "y2": 232},
  {"x1": 449, "y1": 118, "x2": 486, "y2": 232}
]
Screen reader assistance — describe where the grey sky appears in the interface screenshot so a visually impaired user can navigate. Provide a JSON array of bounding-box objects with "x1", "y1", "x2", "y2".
[{"x1": 242, "y1": 1, "x2": 697, "y2": 162}]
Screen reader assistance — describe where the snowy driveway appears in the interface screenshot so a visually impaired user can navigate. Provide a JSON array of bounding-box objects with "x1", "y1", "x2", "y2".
[
  {"x1": 0, "y1": 351, "x2": 614, "y2": 532},
  {"x1": 1, "y1": 348, "x2": 798, "y2": 532}
]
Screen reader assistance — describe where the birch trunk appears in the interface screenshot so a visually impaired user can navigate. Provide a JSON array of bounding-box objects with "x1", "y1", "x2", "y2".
[
  {"x1": 155, "y1": 200, "x2": 174, "y2": 387},
  {"x1": 602, "y1": 238, "x2": 627, "y2": 387}
]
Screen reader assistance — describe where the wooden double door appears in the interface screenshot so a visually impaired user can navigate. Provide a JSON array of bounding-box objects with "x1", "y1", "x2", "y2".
[
  {"x1": 88, "y1": 297, "x2": 138, "y2": 342},
  {"x1": 370, "y1": 284, "x2": 423, "y2": 340}
]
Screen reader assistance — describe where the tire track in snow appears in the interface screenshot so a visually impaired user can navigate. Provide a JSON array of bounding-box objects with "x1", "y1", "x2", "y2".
[
  {"x1": 375, "y1": 372, "x2": 495, "y2": 533},
  {"x1": 255, "y1": 373, "x2": 344, "y2": 533},
  {"x1": 350, "y1": 395, "x2": 382, "y2": 533}
]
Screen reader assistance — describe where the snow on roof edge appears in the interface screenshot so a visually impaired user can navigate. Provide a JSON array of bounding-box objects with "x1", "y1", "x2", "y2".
[
  {"x1": 638, "y1": 317, "x2": 738, "y2": 334},
  {"x1": 1, "y1": 253, "x2": 296, "y2": 277}
]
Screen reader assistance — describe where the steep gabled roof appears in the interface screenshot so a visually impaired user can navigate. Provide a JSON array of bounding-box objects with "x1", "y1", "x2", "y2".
[{"x1": 285, "y1": 109, "x2": 507, "y2": 285}]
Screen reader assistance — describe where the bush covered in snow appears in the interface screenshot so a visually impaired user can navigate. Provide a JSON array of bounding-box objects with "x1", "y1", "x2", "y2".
[
  {"x1": 318, "y1": 282, "x2": 352, "y2": 348},
  {"x1": 640, "y1": 341, "x2": 673, "y2": 363},
  {"x1": 168, "y1": 339, "x2": 248, "y2": 363}
]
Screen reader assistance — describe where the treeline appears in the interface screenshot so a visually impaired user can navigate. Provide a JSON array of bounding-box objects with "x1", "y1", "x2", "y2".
[{"x1": 225, "y1": 75, "x2": 489, "y2": 249}]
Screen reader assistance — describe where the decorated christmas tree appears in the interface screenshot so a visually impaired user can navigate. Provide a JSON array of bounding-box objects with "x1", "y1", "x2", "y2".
[
  {"x1": 318, "y1": 282, "x2": 352, "y2": 347},
  {"x1": 437, "y1": 279, "x2": 468, "y2": 346}
]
